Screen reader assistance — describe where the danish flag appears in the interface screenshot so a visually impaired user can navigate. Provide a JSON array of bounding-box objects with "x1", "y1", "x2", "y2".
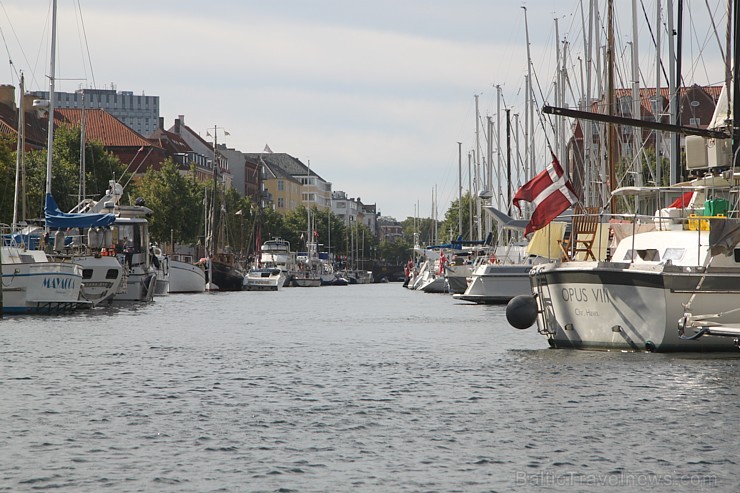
[{"x1": 513, "y1": 154, "x2": 578, "y2": 237}]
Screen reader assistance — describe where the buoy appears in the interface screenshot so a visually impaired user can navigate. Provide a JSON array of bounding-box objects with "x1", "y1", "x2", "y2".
[{"x1": 506, "y1": 295, "x2": 538, "y2": 329}]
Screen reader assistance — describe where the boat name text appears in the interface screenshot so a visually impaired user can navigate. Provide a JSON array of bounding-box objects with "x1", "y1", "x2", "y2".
[
  {"x1": 561, "y1": 287, "x2": 610, "y2": 304},
  {"x1": 43, "y1": 276, "x2": 76, "y2": 291}
]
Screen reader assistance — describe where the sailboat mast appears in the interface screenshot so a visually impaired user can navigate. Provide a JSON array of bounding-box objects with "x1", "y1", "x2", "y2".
[
  {"x1": 13, "y1": 74, "x2": 24, "y2": 227},
  {"x1": 45, "y1": 0, "x2": 58, "y2": 197},
  {"x1": 607, "y1": 0, "x2": 617, "y2": 214},
  {"x1": 457, "y1": 141, "x2": 462, "y2": 237},
  {"x1": 79, "y1": 90, "x2": 86, "y2": 204},
  {"x1": 211, "y1": 126, "x2": 219, "y2": 255},
  {"x1": 733, "y1": 0, "x2": 740, "y2": 159}
]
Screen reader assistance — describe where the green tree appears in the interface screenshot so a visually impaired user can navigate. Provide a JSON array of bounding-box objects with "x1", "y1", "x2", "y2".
[
  {"x1": 136, "y1": 160, "x2": 203, "y2": 245},
  {"x1": 0, "y1": 124, "x2": 130, "y2": 223},
  {"x1": 400, "y1": 216, "x2": 439, "y2": 246},
  {"x1": 438, "y1": 192, "x2": 479, "y2": 242},
  {"x1": 0, "y1": 134, "x2": 20, "y2": 224}
]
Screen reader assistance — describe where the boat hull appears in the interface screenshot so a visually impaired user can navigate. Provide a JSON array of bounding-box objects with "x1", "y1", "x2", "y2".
[
  {"x1": 454, "y1": 264, "x2": 532, "y2": 304},
  {"x1": 208, "y1": 260, "x2": 244, "y2": 291},
  {"x1": 75, "y1": 255, "x2": 124, "y2": 306},
  {"x1": 168, "y1": 260, "x2": 206, "y2": 293},
  {"x1": 244, "y1": 268, "x2": 284, "y2": 291},
  {"x1": 2, "y1": 261, "x2": 83, "y2": 314},
  {"x1": 530, "y1": 262, "x2": 740, "y2": 352}
]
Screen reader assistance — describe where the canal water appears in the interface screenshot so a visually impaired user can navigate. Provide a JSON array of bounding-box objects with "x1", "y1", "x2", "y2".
[{"x1": 1, "y1": 283, "x2": 737, "y2": 492}]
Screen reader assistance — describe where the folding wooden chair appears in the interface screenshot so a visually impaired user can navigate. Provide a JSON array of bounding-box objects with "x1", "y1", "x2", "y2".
[{"x1": 559, "y1": 206, "x2": 599, "y2": 261}]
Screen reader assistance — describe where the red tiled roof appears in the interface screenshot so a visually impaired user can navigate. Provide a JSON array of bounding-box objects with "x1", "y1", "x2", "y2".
[
  {"x1": 148, "y1": 127, "x2": 193, "y2": 155},
  {"x1": 598, "y1": 84, "x2": 722, "y2": 115},
  {"x1": 54, "y1": 108, "x2": 153, "y2": 148}
]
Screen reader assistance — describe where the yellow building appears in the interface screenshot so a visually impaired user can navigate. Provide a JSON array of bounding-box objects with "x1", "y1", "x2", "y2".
[{"x1": 246, "y1": 152, "x2": 332, "y2": 214}]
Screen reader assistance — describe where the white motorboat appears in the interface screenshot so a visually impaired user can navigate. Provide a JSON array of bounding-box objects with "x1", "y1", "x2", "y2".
[
  {"x1": 74, "y1": 182, "x2": 157, "y2": 302},
  {"x1": 259, "y1": 238, "x2": 295, "y2": 287},
  {"x1": 244, "y1": 267, "x2": 285, "y2": 291}
]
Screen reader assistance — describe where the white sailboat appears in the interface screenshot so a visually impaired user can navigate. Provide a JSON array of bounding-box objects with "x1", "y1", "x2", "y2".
[
  {"x1": 36, "y1": 0, "x2": 124, "y2": 307},
  {"x1": 506, "y1": 2, "x2": 740, "y2": 352}
]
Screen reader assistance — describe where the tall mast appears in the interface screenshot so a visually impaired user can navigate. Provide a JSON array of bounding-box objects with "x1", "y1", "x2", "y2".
[
  {"x1": 655, "y1": 0, "x2": 662, "y2": 187},
  {"x1": 13, "y1": 74, "x2": 24, "y2": 227},
  {"x1": 457, "y1": 141, "x2": 462, "y2": 237},
  {"x1": 673, "y1": 0, "x2": 684, "y2": 181},
  {"x1": 733, "y1": 0, "x2": 740, "y2": 160},
  {"x1": 631, "y1": 0, "x2": 641, "y2": 194},
  {"x1": 211, "y1": 126, "x2": 219, "y2": 254},
  {"x1": 607, "y1": 0, "x2": 617, "y2": 214},
  {"x1": 474, "y1": 94, "x2": 482, "y2": 240},
  {"x1": 667, "y1": 0, "x2": 678, "y2": 184},
  {"x1": 79, "y1": 90, "x2": 86, "y2": 204},
  {"x1": 45, "y1": 0, "x2": 58, "y2": 197}
]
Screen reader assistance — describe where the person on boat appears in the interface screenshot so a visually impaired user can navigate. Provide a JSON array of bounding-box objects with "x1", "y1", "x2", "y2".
[{"x1": 123, "y1": 236, "x2": 134, "y2": 268}]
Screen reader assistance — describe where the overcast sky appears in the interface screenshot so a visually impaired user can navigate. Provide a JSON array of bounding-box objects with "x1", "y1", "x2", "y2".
[{"x1": 0, "y1": 1, "x2": 726, "y2": 220}]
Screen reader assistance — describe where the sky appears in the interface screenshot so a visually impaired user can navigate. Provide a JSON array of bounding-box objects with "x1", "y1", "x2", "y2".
[{"x1": 0, "y1": 0, "x2": 727, "y2": 220}]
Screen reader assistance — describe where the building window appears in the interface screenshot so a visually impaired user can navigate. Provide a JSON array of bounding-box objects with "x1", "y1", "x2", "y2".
[
  {"x1": 278, "y1": 180, "x2": 284, "y2": 191},
  {"x1": 277, "y1": 197, "x2": 284, "y2": 208},
  {"x1": 689, "y1": 117, "x2": 701, "y2": 127}
]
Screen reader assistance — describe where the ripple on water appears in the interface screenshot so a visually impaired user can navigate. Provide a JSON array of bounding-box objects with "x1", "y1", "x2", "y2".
[{"x1": 0, "y1": 286, "x2": 739, "y2": 491}]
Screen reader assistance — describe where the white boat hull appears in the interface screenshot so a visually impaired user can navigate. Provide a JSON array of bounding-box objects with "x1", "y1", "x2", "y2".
[
  {"x1": 531, "y1": 261, "x2": 740, "y2": 352},
  {"x1": 2, "y1": 260, "x2": 83, "y2": 314},
  {"x1": 75, "y1": 255, "x2": 124, "y2": 306},
  {"x1": 454, "y1": 264, "x2": 532, "y2": 303},
  {"x1": 168, "y1": 260, "x2": 206, "y2": 293},
  {"x1": 244, "y1": 268, "x2": 284, "y2": 291}
]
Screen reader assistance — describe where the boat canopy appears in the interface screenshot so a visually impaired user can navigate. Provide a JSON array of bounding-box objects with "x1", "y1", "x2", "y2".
[{"x1": 44, "y1": 193, "x2": 116, "y2": 229}]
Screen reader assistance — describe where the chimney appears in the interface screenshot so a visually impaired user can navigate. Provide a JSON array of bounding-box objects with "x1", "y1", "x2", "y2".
[
  {"x1": 23, "y1": 94, "x2": 35, "y2": 114},
  {"x1": 159, "y1": 116, "x2": 164, "y2": 130},
  {"x1": 0, "y1": 85, "x2": 16, "y2": 111}
]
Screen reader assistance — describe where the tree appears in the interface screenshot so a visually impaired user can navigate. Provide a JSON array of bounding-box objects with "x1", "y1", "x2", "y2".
[
  {"x1": 400, "y1": 216, "x2": 438, "y2": 246},
  {"x1": 438, "y1": 192, "x2": 478, "y2": 242},
  {"x1": 1, "y1": 124, "x2": 130, "y2": 223},
  {"x1": 0, "y1": 134, "x2": 20, "y2": 224},
  {"x1": 136, "y1": 160, "x2": 202, "y2": 244}
]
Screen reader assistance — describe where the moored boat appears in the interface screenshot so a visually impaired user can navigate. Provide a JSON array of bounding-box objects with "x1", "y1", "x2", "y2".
[
  {"x1": 244, "y1": 267, "x2": 285, "y2": 291},
  {"x1": 1, "y1": 231, "x2": 85, "y2": 314},
  {"x1": 168, "y1": 254, "x2": 206, "y2": 293}
]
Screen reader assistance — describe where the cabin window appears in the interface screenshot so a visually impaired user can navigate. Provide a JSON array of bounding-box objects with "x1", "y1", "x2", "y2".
[
  {"x1": 623, "y1": 249, "x2": 660, "y2": 261},
  {"x1": 82, "y1": 269, "x2": 93, "y2": 279},
  {"x1": 106, "y1": 269, "x2": 119, "y2": 280},
  {"x1": 663, "y1": 248, "x2": 686, "y2": 262},
  {"x1": 733, "y1": 249, "x2": 740, "y2": 263}
]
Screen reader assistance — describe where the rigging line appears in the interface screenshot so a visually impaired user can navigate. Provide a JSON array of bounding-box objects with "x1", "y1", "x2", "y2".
[
  {"x1": 75, "y1": 0, "x2": 96, "y2": 88},
  {"x1": 638, "y1": 0, "x2": 670, "y2": 85},
  {"x1": 0, "y1": 0, "x2": 35, "y2": 86},
  {"x1": 73, "y1": 0, "x2": 89, "y2": 85},
  {"x1": 703, "y1": 0, "x2": 726, "y2": 68},
  {"x1": 0, "y1": 24, "x2": 17, "y2": 82},
  {"x1": 685, "y1": 0, "x2": 726, "y2": 85},
  {"x1": 528, "y1": 60, "x2": 555, "y2": 156}
]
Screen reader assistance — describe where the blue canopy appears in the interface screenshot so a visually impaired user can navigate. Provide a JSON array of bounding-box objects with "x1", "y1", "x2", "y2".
[{"x1": 44, "y1": 193, "x2": 116, "y2": 229}]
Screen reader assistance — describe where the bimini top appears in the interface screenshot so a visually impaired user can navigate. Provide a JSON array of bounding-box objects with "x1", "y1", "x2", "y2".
[{"x1": 44, "y1": 193, "x2": 116, "y2": 229}]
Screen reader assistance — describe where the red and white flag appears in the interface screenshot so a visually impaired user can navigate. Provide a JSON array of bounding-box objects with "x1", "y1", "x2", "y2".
[{"x1": 513, "y1": 154, "x2": 577, "y2": 237}]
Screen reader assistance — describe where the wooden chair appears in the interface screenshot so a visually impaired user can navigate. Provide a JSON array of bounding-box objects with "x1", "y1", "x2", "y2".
[{"x1": 559, "y1": 206, "x2": 599, "y2": 261}]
